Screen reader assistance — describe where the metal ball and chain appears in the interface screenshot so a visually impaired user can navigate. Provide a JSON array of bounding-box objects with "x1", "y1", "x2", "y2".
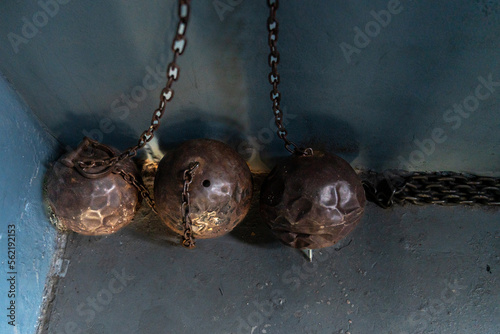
[
  {"x1": 154, "y1": 139, "x2": 253, "y2": 247},
  {"x1": 45, "y1": 0, "x2": 499, "y2": 252},
  {"x1": 260, "y1": 0, "x2": 500, "y2": 255},
  {"x1": 45, "y1": 138, "x2": 141, "y2": 235},
  {"x1": 260, "y1": 0, "x2": 367, "y2": 250},
  {"x1": 260, "y1": 152, "x2": 366, "y2": 249},
  {"x1": 45, "y1": 0, "x2": 196, "y2": 239},
  {"x1": 45, "y1": 0, "x2": 253, "y2": 247}
]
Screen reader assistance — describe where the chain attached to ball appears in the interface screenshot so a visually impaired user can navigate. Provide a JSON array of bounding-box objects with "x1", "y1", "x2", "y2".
[
  {"x1": 45, "y1": 0, "x2": 192, "y2": 236},
  {"x1": 260, "y1": 0, "x2": 366, "y2": 250},
  {"x1": 46, "y1": 137, "x2": 142, "y2": 235},
  {"x1": 75, "y1": 0, "x2": 191, "y2": 173},
  {"x1": 181, "y1": 162, "x2": 200, "y2": 248},
  {"x1": 154, "y1": 139, "x2": 253, "y2": 245}
]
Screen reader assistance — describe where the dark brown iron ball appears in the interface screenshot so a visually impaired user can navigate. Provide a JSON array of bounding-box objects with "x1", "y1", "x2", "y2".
[
  {"x1": 154, "y1": 139, "x2": 253, "y2": 239},
  {"x1": 45, "y1": 138, "x2": 140, "y2": 236},
  {"x1": 260, "y1": 151, "x2": 366, "y2": 249}
]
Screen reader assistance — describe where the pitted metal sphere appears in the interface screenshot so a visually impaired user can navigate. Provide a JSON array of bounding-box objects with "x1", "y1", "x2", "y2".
[
  {"x1": 45, "y1": 139, "x2": 140, "y2": 235},
  {"x1": 154, "y1": 139, "x2": 253, "y2": 239},
  {"x1": 260, "y1": 151, "x2": 366, "y2": 249}
]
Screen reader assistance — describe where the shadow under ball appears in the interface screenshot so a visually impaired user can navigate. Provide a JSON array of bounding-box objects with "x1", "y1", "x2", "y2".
[
  {"x1": 45, "y1": 140, "x2": 140, "y2": 236},
  {"x1": 154, "y1": 139, "x2": 253, "y2": 239},
  {"x1": 260, "y1": 151, "x2": 366, "y2": 249}
]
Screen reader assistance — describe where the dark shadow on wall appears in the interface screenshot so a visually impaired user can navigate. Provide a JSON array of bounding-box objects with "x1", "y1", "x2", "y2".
[
  {"x1": 48, "y1": 108, "x2": 253, "y2": 169},
  {"x1": 259, "y1": 112, "x2": 361, "y2": 167},
  {"x1": 52, "y1": 111, "x2": 139, "y2": 152},
  {"x1": 154, "y1": 108, "x2": 249, "y2": 153}
]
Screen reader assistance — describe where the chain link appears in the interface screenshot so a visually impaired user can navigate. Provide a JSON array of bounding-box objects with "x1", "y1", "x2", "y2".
[
  {"x1": 364, "y1": 172, "x2": 500, "y2": 208},
  {"x1": 266, "y1": 0, "x2": 311, "y2": 156},
  {"x1": 265, "y1": 2, "x2": 499, "y2": 208},
  {"x1": 113, "y1": 168, "x2": 158, "y2": 214},
  {"x1": 181, "y1": 162, "x2": 200, "y2": 249},
  {"x1": 76, "y1": 0, "x2": 191, "y2": 171}
]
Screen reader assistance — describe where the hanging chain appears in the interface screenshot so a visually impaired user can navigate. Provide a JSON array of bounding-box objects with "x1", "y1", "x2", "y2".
[
  {"x1": 266, "y1": 1, "x2": 500, "y2": 208},
  {"x1": 363, "y1": 172, "x2": 500, "y2": 208},
  {"x1": 267, "y1": 0, "x2": 311, "y2": 156},
  {"x1": 113, "y1": 168, "x2": 158, "y2": 213},
  {"x1": 76, "y1": 0, "x2": 192, "y2": 171},
  {"x1": 181, "y1": 162, "x2": 200, "y2": 249}
]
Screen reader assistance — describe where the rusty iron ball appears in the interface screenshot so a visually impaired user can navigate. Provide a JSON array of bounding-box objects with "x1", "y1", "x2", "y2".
[
  {"x1": 45, "y1": 138, "x2": 140, "y2": 236},
  {"x1": 260, "y1": 151, "x2": 366, "y2": 249},
  {"x1": 154, "y1": 139, "x2": 253, "y2": 239}
]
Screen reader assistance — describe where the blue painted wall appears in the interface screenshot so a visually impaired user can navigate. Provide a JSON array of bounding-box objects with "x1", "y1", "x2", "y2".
[
  {"x1": 0, "y1": 75, "x2": 60, "y2": 333},
  {"x1": 0, "y1": 0, "x2": 499, "y2": 174}
]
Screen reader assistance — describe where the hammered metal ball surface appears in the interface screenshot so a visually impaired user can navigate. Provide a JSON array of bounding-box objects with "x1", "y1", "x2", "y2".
[
  {"x1": 154, "y1": 139, "x2": 252, "y2": 239},
  {"x1": 260, "y1": 151, "x2": 366, "y2": 249},
  {"x1": 45, "y1": 145, "x2": 140, "y2": 236}
]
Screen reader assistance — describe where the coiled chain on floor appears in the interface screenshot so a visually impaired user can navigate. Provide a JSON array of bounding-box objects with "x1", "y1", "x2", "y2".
[{"x1": 363, "y1": 172, "x2": 500, "y2": 208}]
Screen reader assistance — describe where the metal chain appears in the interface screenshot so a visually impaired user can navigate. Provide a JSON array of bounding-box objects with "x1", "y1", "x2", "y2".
[
  {"x1": 266, "y1": 0, "x2": 311, "y2": 156},
  {"x1": 363, "y1": 172, "x2": 500, "y2": 208},
  {"x1": 113, "y1": 168, "x2": 158, "y2": 214},
  {"x1": 181, "y1": 162, "x2": 200, "y2": 249},
  {"x1": 266, "y1": 2, "x2": 499, "y2": 208},
  {"x1": 267, "y1": 2, "x2": 500, "y2": 209},
  {"x1": 76, "y1": 0, "x2": 192, "y2": 171}
]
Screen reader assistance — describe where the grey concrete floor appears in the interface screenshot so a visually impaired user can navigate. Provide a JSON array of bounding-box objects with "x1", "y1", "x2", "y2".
[{"x1": 45, "y1": 174, "x2": 499, "y2": 334}]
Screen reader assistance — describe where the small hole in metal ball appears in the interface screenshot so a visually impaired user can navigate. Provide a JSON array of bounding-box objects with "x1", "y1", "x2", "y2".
[{"x1": 203, "y1": 180, "x2": 211, "y2": 187}]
